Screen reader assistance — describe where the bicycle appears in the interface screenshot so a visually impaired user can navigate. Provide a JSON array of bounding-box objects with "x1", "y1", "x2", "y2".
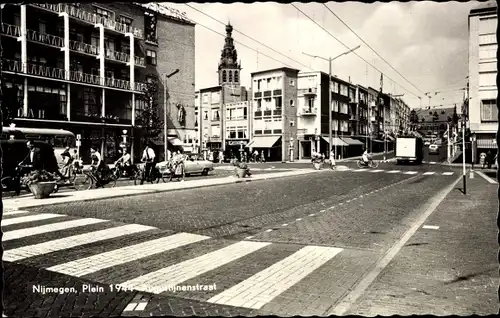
[
  {"x1": 356, "y1": 158, "x2": 379, "y2": 169},
  {"x1": 1, "y1": 164, "x2": 32, "y2": 195},
  {"x1": 73, "y1": 165, "x2": 117, "y2": 190},
  {"x1": 166, "y1": 161, "x2": 185, "y2": 182},
  {"x1": 134, "y1": 162, "x2": 166, "y2": 185}
]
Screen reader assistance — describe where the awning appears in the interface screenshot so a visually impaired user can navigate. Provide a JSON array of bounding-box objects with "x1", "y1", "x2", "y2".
[
  {"x1": 246, "y1": 136, "x2": 281, "y2": 148},
  {"x1": 341, "y1": 137, "x2": 364, "y2": 146},
  {"x1": 168, "y1": 137, "x2": 183, "y2": 146},
  {"x1": 321, "y1": 136, "x2": 348, "y2": 147},
  {"x1": 373, "y1": 139, "x2": 384, "y2": 143},
  {"x1": 4, "y1": 126, "x2": 74, "y2": 136},
  {"x1": 476, "y1": 138, "x2": 497, "y2": 149}
]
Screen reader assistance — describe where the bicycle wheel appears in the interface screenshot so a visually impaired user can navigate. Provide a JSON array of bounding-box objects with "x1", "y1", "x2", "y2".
[
  {"x1": 133, "y1": 169, "x2": 143, "y2": 186},
  {"x1": 370, "y1": 160, "x2": 379, "y2": 168},
  {"x1": 356, "y1": 160, "x2": 364, "y2": 169},
  {"x1": 73, "y1": 174, "x2": 92, "y2": 191},
  {"x1": 1, "y1": 177, "x2": 12, "y2": 192}
]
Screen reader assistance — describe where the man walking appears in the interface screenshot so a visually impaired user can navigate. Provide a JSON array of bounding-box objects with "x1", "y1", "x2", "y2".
[
  {"x1": 329, "y1": 148, "x2": 336, "y2": 170},
  {"x1": 141, "y1": 142, "x2": 156, "y2": 184}
]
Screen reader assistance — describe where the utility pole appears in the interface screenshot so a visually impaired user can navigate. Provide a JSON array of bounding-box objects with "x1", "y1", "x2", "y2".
[{"x1": 302, "y1": 45, "x2": 360, "y2": 160}]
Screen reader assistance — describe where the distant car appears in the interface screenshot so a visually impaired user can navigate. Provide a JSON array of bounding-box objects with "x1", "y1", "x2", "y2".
[
  {"x1": 429, "y1": 144, "x2": 439, "y2": 155},
  {"x1": 156, "y1": 154, "x2": 214, "y2": 176}
]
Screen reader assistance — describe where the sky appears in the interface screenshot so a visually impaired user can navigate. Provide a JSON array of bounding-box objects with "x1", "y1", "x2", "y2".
[{"x1": 163, "y1": 1, "x2": 481, "y2": 110}]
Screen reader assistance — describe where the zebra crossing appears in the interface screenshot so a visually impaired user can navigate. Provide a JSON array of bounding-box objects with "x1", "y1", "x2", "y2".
[
  {"x1": 2, "y1": 210, "x2": 345, "y2": 312},
  {"x1": 345, "y1": 168, "x2": 454, "y2": 176}
]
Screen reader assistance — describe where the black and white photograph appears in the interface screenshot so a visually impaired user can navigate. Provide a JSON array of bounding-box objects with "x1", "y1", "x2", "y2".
[{"x1": 0, "y1": 0, "x2": 498, "y2": 316}]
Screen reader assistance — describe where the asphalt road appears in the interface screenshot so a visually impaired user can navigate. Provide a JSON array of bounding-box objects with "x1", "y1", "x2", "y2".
[{"x1": 2, "y1": 159, "x2": 467, "y2": 317}]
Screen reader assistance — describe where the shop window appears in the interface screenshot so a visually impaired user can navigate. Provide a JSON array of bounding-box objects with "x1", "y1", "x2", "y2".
[{"x1": 237, "y1": 131, "x2": 244, "y2": 138}]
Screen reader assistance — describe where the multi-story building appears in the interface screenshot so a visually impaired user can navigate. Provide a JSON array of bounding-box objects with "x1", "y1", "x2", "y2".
[
  {"x1": 1, "y1": 2, "x2": 195, "y2": 162},
  {"x1": 468, "y1": 0, "x2": 497, "y2": 158},
  {"x1": 224, "y1": 101, "x2": 250, "y2": 156},
  {"x1": 415, "y1": 106, "x2": 456, "y2": 139},
  {"x1": 247, "y1": 67, "x2": 299, "y2": 162},
  {"x1": 194, "y1": 23, "x2": 248, "y2": 157}
]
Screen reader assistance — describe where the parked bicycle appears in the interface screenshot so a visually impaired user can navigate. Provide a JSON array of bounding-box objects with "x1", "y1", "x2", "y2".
[
  {"x1": 112, "y1": 162, "x2": 138, "y2": 180},
  {"x1": 165, "y1": 160, "x2": 185, "y2": 182},
  {"x1": 1, "y1": 164, "x2": 32, "y2": 195},
  {"x1": 134, "y1": 163, "x2": 166, "y2": 185},
  {"x1": 356, "y1": 158, "x2": 379, "y2": 169},
  {"x1": 73, "y1": 165, "x2": 117, "y2": 190}
]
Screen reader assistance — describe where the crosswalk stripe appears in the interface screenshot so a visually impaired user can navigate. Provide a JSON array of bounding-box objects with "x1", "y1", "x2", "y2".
[
  {"x1": 387, "y1": 170, "x2": 400, "y2": 173},
  {"x1": 3, "y1": 218, "x2": 108, "y2": 241},
  {"x1": 403, "y1": 171, "x2": 418, "y2": 175},
  {"x1": 3, "y1": 224, "x2": 155, "y2": 262},
  {"x1": 3, "y1": 214, "x2": 65, "y2": 226},
  {"x1": 370, "y1": 170, "x2": 384, "y2": 173},
  {"x1": 353, "y1": 169, "x2": 366, "y2": 172},
  {"x1": 207, "y1": 246, "x2": 343, "y2": 309},
  {"x1": 442, "y1": 172, "x2": 454, "y2": 175},
  {"x1": 3, "y1": 210, "x2": 30, "y2": 216},
  {"x1": 119, "y1": 241, "x2": 270, "y2": 293},
  {"x1": 422, "y1": 172, "x2": 435, "y2": 175},
  {"x1": 47, "y1": 232, "x2": 210, "y2": 277}
]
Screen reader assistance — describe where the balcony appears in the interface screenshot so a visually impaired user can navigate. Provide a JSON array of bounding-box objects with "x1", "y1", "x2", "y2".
[
  {"x1": 273, "y1": 89, "x2": 282, "y2": 96},
  {"x1": 298, "y1": 88, "x2": 317, "y2": 96},
  {"x1": 273, "y1": 109, "x2": 282, "y2": 116},
  {"x1": 2, "y1": 59, "x2": 146, "y2": 92},
  {"x1": 263, "y1": 110, "x2": 272, "y2": 116},
  {"x1": 1, "y1": 22, "x2": 20, "y2": 37},
  {"x1": 32, "y1": 3, "x2": 143, "y2": 39},
  {"x1": 254, "y1": 111, "x2": 262, "y2": 117},
  {"x1": 254, "y1": 92, "x2": 262, "y2": 98},
  {"x1": 300, "y1": 107, "x2": 317, "y2": 116},
  {"x1": 263, "y1": 90, "x2": 272, "y2": 97}
]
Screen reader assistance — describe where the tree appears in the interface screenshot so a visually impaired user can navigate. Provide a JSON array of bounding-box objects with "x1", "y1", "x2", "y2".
[
  {"x1": 409, "y1": 109, "x2": 419, "y2": 131},
  {"x1": 135, "y1": 76, "x2": 164, "y2": 143}
]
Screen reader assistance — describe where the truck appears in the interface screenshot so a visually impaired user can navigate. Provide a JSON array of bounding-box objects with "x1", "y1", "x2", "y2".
[{"x1": 395, "y1": 135, "x2": 424, "y2": 165}]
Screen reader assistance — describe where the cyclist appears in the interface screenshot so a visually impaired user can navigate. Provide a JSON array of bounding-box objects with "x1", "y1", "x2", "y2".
[
  {"x1": 115, "y1": 147, "x2": 132, "y2": 177},
  {"x1": 141, "y1": 142, "x2": 156, "y2": 184},
  {"x1": 361, "y1": 149, "x2": 371, "y2": 166},
  {"x1": 90, "y1": 146, "x2": 106, "y2": 187}
]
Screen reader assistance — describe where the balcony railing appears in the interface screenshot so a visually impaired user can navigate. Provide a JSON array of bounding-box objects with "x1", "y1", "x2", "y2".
[
  {"x1": 273, "y1": 89, "x2": 282, "y2": 96},
  {"x1": 300, "y1": 107, "x2": 317, "y2": 116},
  {"x1": 273, "y1": 109, "x2": 282, "y2": 116},
  {"x1": 263, "y1": 90, "x2": 272, "y2": 97},
  {"x1": 263, "y1": 110, "x2": 272, "y2": 116},
  {"x1": 2, "y1": 59, "x2": 146, "y2": 92},
  {"x1": 254, "y1": 92, "x2": 262, "y2": 98},
  {"x1": 1, "y1": 23, "x2": 20, "y2": 37},
  {"x1": 70, "y1": 39, "x2": 98, "y2": 55},
  {"x1": 298, "y1": 88, "x2": 317, "y2": 96},
  {"x1": 32, "y1": 3, "x2": 143, "y2": 39},
  {"x1": 254, "y1": 111, "x2": 262, "y2": 117},
  {"x1": 28, "y1": 29, "x2": 64, "y2": 47}
]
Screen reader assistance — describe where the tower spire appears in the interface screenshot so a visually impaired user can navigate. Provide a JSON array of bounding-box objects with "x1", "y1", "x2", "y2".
[{"x1": 218, "y1": 22, "x2": 241, "y2": 86}]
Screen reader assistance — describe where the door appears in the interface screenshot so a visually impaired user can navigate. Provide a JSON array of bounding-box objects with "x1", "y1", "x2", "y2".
[{"x1": 302, "y1": 141, "x2": 311, "y2": 158}]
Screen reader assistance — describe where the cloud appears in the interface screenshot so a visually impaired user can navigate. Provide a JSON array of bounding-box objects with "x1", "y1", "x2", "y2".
[{"x1": 165, "y1": 1, "x2": 480, "y2": 109}]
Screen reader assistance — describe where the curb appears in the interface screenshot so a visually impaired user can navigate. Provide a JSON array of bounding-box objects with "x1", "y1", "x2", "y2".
[{"x1": 4, "y1": 169, "x2": 321, "y2": 210}]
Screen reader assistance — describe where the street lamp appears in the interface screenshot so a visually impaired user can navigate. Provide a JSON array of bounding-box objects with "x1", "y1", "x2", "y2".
[
  {"x1": 122, "y1": 129, "x2": 128, "y2": 146},
  {"x1": 303, "y1": 45, "x2": 361, "y2": 161},
  {"x1": 163, "y1": 69, "x2": 180, "y2": 162}
]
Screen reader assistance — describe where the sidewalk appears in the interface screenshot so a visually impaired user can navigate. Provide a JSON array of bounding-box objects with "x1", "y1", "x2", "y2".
[
  {"x1": 3, "y1": 169, "x2": 322, "y2": 210},
  {"x1": 347, "y1": 175, "x2": 498, "y2": 315}
]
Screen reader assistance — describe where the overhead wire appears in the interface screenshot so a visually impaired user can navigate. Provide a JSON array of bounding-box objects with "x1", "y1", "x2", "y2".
[
  {"x1": 322, "y1": 3, "x2": 425, "y2": 96},
  {"x1": 291, "y1": 3, "x2": 424, "y2": 100},
  {"x1": 184, "y1": 3, "x2": 314, "y2": 71}
]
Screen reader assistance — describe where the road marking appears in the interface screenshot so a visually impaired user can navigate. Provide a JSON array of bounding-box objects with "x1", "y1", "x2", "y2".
[
  {"x1": 3, "y1": 218, "x2": 108, "y2": 241},
  {"x1": 3, "y1": 213, "x2": 65, "y2": 226},
  {"x1": 370, "y1": 170, "x2": 384, "y2": 173},
  {"x1": 123, "y1": 303, "x2": 139, "y2": 312},
  {"x1": 47, "y1": 233, "x2": 209, "y2": 277},
  {"x1": 309, "y1": 213, "x2": 315, "y2": 217},
  {"x1": 207, "y1": 246, "x2": 343, "y2": 309},
  {"x1": 3, "y1": 224, "x2": 155, "y2": 262},
  {"x1": 422, "y1": 225, "x2": 439, "y2": 230},
  {"x1": 282, "y1": 224, "x2": 288, "y2": 227},
  {"x1": 320, "y1": 209, "x2": 326, "y2": 213},
  {"x1": 329, "y1": 174, "x2": 462, "y2": 316},
  {"x1": 429, "y1": 162, "x2": 437, "y2": 164},
  {"x1": 442, "y1": 172, "x2": 454, "y2": 176},
  {"x1": 422, "y1": 172, "x2": 435, "y2": 175},
  {"x1": 351, "y1": 197, "x2": 357, "y2": 201},
  {"x1": 134, "y1": 302, "x2": 148, "y2": 311},
  {"x1": 3, "y1": 210, "x2": 30, "y2": 216},
  {"x1": 119, "y1": 241, "x2": 270, "y2": 293},
  {"x1": 387, "y1": 170, "x2": 400, "y2": 173},
  {"x1": 403, "y1": 171, "x2": 418, "y2": 175},
  {"x1": 265, "y1": 229, "x2": 273, "y2": 232},
  {"x1": 296, "y1": 218, "x2": 302, "y2": 221},
  {"x1": 353, "y1": 169, "x2": 366, "y2": 172},
  {"x1": 476, "y1": 171, "x2": 497, "y2": 184},
  {"x1": 245, "y1": 236, "x2": 254, "y2": 240}
]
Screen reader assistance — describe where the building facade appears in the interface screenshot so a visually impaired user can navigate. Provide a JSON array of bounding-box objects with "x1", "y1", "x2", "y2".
[
  {"x1": 1, "y1": 2, "x2": 195, "y2": 162},
  {"x1": 224, "y1": 101, "x2": 250, "y2": 156},
  {"x1": 468, "y1": 1, "x2": 498, "y2": 157},
  {"x1": 248, "y1": 67, "x2": 299, "y2": 162}
]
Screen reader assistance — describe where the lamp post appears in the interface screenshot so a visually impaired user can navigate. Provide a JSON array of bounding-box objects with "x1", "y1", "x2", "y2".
[
  {"x1": 462, "y1": 115, "x2": 466, "y2": 195},
  {"x1": 122, "y1": 129, "x2": 128, "y2": 146},
  {"x1": 289, "y1": 137, "x2": 294, "y2": 162},
  {"x1": 163, "y1": 69, "x2": 180, "y2": 162},
  {"x1": 446, "y1": 123, "x2": 451, "y2": 163},
  {"x1": 303, "y1": 45, "x2": 360, "y2": 162}
]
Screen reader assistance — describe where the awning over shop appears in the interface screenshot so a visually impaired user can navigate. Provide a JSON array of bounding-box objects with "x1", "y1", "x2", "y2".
[
  {"x1": 246, "y1": 136, "x2": 281, "y2": 148},
  {"x1": 321, "y1": 136, "x2": 348, "y2": 147},
  {"x1": 341, "y1": 137, "x2": 364, "y2": 146},
  {"x1": 476, "y1": 138, "x2": 497, "y2": 149},
  {"x1": 168, "y1": 137, "x2": 183, "y2": 146}
]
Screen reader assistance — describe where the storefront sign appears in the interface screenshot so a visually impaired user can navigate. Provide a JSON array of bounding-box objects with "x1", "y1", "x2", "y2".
[{"x1": 228, "y1": 140, "x2": 248, "y2": 146}]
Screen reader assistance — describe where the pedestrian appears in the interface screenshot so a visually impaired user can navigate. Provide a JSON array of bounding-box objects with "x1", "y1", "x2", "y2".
[
  {"x1": 329, "y1": 148, "x2": 336, "y2": 170},
  {"x1": 261, "y1": 151, "x2": 265, "y2": 163},
  {"x1": 209, "y1": 151, "x2": 214, "y2": 162},
  {"x1": 480, "y1": 152, "x2": 486, "y2": 169},
  {"x1": 486, "y1": 150, "x2": 494, "y2": 169},
  {"x1": 219, "y1": 152, "x2": 224, "y2": 164},
  {"x1": 141, "y1": 142, "x2": 156, "y2": 184}
]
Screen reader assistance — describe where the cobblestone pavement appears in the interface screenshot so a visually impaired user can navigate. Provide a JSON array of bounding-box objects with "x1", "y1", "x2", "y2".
[{"x1": 2, "y1": 161, "x2": 480, "y2": 316}]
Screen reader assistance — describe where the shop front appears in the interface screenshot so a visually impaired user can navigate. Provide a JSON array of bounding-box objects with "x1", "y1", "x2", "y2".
[
  {"x1": 225, "y1": 139, "x2": 249, "y2": 160},
  {"x1": 246, "y1": 135, "x2": 282, "y2": 162}
]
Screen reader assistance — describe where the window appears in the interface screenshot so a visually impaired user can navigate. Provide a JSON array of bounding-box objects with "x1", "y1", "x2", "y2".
[
  {"x1": 237, "y1": 130, "x2": 244, "y2": 139},
  {"x1": 340, "y1": 84, "x2": 348, "y2": 96},
  {"x1": 481, "y1": 99, "x2": 498, "y2": 122},
  {"x1": 94, "y1": 7, "x2": 112, "y2": 20},
  {"x1": 308, "y1": 97, "x2": 314, "y2": 109},
  {"x1": 229, "y1": 70, "x2": 233, "y2": 82},
  {"x1": 333, "y1": 82, "x2": 339, "y2": 93},
  {"x1": 479, "y1": 44, "x2": 497, "y2": 60},
  {"x1": 146, "y1": 50, "x2": 157, "y2": 65},
  {"x1": 257, "y1": 79, "x2": 261, "y2": 90},
  {"x1": 39, "y1": 20, "x2": 46, "y2": 34},
  {"x1": 267, "y1": 78, "x2": 271, "y2": 89},
  {"x1": 332, "y1": 100, "x2": 339, "y2": 112},
  {"x1": 235, "y1": 71, "x2": 239, "y2": 83},
  {"x1": 118, "y1": 16, "x2": 133, "y2": 27},
  {"x1": 222, "y1": 70, "x2": 227, "y2": 82},
  {"x1": 290, "y1": 79, "x2": 295, "y2": 86},
  {"x1": 479, "y1": 17, "x2": 497, "y2": 34},
  {"x1": 479, "y1": 33, "x2": 496, "y2": 45},
  {"x1": 144, "y1": 11, "x2": 157, "y2": 43},
  {"x1": 211, "y1": 109, "x2": 220, "y2": 121},
  {"x1": 243, "y1": 107, "x2": 247, "y2": 119},
  {"x1": 275, "y1": 96, "x2": 282, "y2": 109},
  {"x1": 290, "y1": 100, "x2": 294, "y2": 107},
  {"x1": 479, "y1": 72, "x2": 496, "y2": 87},
  {"x1": 203, "y1": 111, "x2": 208, "y2": 120}
]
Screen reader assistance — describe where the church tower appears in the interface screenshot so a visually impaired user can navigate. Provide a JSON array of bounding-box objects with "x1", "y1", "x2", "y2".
[{"x1": 218, "y1": 23, "x2": 241, "y2": 86}]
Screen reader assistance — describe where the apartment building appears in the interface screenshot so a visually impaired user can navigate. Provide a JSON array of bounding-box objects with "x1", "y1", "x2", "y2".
[
  {"x1": 1, "y1": 2, "x2": 195, "y2": 162},
  {"x1": 224, "y1": 101, "x2": 250, "y2": 156},
  {"x1": 247, "y1": 67, "x2": 299, "y2": 162},
  {"x1": 468, "y1": 0, "x2": 498, "y2": 157}
]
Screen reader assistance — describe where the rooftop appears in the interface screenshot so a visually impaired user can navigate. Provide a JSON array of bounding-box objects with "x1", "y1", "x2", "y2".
[
  {"x1": 470, "y1": 0, "x2": 497, "y2": 15},
  {"x1": 135, "y1": 2, "x2": 195, "y2": 26},
  {"x1": 251, "y1": 67, "x2": 300, "y2": 76}
]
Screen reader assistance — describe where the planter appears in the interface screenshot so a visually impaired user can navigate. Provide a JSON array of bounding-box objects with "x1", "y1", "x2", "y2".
[
  {"x1": 313, "y1": 162, "x2": 323, "y2": 170},
  {"x1": 236, "y1": 168, "x2": 247, "y2": 178},
  {"x1": 28, "y1": 181, "x2": 56, "y2": 199}
]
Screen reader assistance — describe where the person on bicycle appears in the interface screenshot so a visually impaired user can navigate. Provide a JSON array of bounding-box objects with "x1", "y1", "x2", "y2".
[
  {"x1": 362, "y1": 150, "x2": 371, "y2": 165},
  {"x1": 90, "y1": 146, "x2": 105, "y2": 186},
  {"x1": 115, "y1": 147, "x2": 132, "y2": 177},
  {"x1": 141, "y1": 142, "x2": 156, "y2": 184}
]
